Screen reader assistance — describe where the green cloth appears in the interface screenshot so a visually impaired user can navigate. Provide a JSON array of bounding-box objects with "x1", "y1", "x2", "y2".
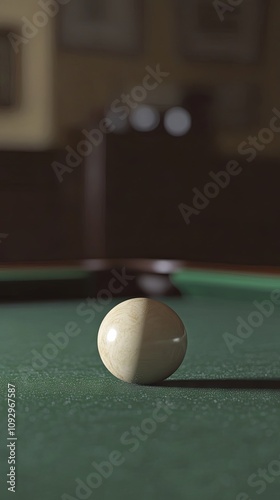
[
  {"x1": 0, "y1": 273, "x2": 279, "y2": 499},
  {"x1": 0, "y1": 268, "x2": 88, "y2": 282}
]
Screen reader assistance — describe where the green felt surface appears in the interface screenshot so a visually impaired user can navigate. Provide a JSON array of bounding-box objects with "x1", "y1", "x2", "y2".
[
  {"x1": 0, "y1": 268, "x2": 88, "y2": 282},
  {"x1": 172, "y1": 269, "x2": 280, "y2": 299},
  {"x1": 0, "y1": 274, "x2": 280, "y2": 500}
]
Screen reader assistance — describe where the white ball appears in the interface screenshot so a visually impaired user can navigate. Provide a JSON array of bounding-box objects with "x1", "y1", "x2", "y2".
[{"x1": 97, "y1": 298, "x2": 187, "y2": 385}]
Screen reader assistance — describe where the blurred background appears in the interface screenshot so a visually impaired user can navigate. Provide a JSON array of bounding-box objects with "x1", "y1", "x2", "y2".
[{"x1": 0, "y1": 0, "x2": 279, "y2": 267}]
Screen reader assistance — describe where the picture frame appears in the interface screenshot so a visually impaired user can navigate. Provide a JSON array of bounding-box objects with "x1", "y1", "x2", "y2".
[
  {"x1": 59, "y1": 0, "x2": 142, "y2": 55},
  {"x1": 0, "y1": 26, "x2": 55, "y2": 149},
  {"x1": 0, "y1": 30, "x2": 18, "y2": 107},
  {"x1": 177, "y1": 0, "x2": 264, "y2": 63}
]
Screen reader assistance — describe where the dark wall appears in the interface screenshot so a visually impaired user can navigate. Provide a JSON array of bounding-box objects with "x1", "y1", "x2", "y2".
[
  {"x1": 0, "y1": 151, "x2": 84, "y2": 262},
  {"x1": 106, "y1": 129, "x2": 280, "y2": 265},
  {"x1": 1, "y1": 134, "x2": 280, "y2": 266}
]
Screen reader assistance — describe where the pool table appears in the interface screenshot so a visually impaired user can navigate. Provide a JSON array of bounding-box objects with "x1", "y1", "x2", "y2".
[{"x1": 0, "y1": 267, "x2": 279, "y2": 500}]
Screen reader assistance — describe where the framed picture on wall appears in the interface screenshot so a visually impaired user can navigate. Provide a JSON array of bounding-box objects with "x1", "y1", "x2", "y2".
[
  {"x1": 0, "y1": 31, "x2": 18, "y2": 107},
  {"x1": 177, "y1": 0, "x2": 264, "y2": 63},
  {"x1": 59, "y1": 0, "x2": 142, "y2": 54}
]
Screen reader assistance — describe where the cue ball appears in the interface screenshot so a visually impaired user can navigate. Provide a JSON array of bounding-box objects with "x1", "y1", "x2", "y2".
[{"x1": 97, "y1": 298, "x2": 187, "y2": 385}]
